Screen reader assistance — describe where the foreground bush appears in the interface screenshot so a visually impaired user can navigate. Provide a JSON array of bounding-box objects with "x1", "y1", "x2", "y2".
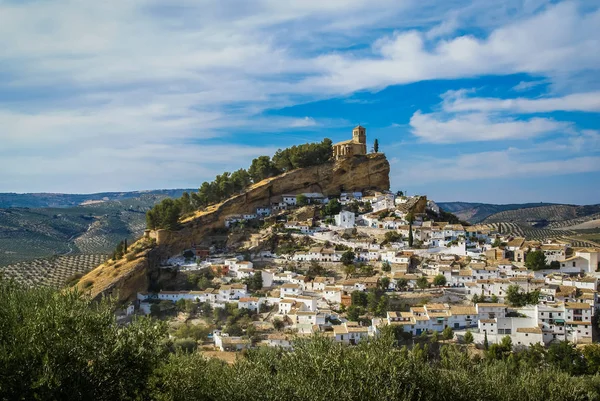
[
  {"x1": 0, "y1": 280, "x2": 167, "y2": 401},
  {"x1": 1, "y1": 280, "x2": 600, "y2": 401}
]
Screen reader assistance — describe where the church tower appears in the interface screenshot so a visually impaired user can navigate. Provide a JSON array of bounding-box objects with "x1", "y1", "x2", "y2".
[{"x1": 352, "y1": 125, "x2": 366, "y2": 145}]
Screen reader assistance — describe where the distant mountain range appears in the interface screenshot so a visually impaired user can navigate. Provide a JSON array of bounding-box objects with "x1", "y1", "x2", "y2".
[
  {"x1": 0, "y1": 189, "x2": 195, "y2": 209},
  {"x1": 438, "y1": 201, "x2": 600, "y2": 227}
]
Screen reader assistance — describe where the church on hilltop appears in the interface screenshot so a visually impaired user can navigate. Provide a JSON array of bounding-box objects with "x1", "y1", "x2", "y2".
[{"x1": 332, "y1": 125, "x2": 367, "y2": 160}]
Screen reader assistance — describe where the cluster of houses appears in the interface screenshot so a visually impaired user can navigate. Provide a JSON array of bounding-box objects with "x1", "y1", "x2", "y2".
[
  {"x1": 137, "y1": 242, "x2": 599, "y2": 350},
  {"x1": 140, "y1": 188, "x2": 600, "y2": 351}
]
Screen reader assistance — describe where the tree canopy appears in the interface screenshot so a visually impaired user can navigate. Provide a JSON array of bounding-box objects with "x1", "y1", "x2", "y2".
[
  {"x1": 525, "y1": 250, "x2": 547, "y2": 271},
  {"x1": 146, "y1": 138, "x2": 333, "y2": 230}
]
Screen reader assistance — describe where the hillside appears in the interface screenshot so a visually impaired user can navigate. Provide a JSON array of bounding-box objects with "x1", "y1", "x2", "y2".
[
  {"x1": 437, "y1": 202, "x2": 557, "y2": 223},
  {"x1": 76, "y1": 153, "x2": 391, "y2": 301},
  {"x1": 482, "y1": 204, "x2": 600, "y2": 228},
  {"x1": 0, "y1": 189, "x2": 193, "y2": 208},
  {"x1": 0, "y1": 193, "x2": 181, "y2": 266}
]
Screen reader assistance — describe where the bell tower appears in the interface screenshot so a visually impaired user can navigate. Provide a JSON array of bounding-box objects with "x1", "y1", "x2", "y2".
[{"x1": 352, "y1": 125, "x2": 366, "y2": 145}]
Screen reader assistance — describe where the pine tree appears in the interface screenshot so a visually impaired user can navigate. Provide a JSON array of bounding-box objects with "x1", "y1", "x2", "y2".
[
  {"x1": 373, "y1": 139, "x2": 379, "y2": 153},
  {"x1": 124, "y1": 239, "x2": 128, "y2": 253},
  {"x1": 408, "y1": 223, "x2": 414, "y2": 247},
  {"x1": 484, "y1": 331, "x2": 489, "y2": 350}
]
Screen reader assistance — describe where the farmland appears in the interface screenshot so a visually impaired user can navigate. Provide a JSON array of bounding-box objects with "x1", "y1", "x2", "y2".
[
  {"x1": 0, "y1": 192, "x2": 182, "y2": 266},
  {"x1": 0, "y1": 254, "x2": 107, "y2": 288}
]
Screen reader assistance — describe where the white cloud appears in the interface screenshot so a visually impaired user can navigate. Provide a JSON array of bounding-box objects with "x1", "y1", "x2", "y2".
[
  {"x1": 396, "y1": 149, "x2": 600, "y2": 184},
  {"x1": 0, "y1": 142, "x2": 278, "y2": 193},
  {"x1": 0, "y1": 0, "x2": 599, "y2": 192},
  {"x1": 442, "y1": 90, "x2": 600, "y2": 113},
  {"x1": 409, "y1": 110, "x2": 568, "y2": 143},
  {"x1": 304, "y1": 2, "x2": 600, "y2": 93},
  {"x1": 512, "y1": 79, "x2": 549, "y2": 92}
]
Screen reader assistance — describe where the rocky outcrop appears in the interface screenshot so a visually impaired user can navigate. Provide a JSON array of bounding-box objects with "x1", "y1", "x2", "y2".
[
  {"x1": 83, "y1": 153, "x2": 390, "y2": 301},
  {"x1": 153, "y1": 153, "x2": 390, "y2": 257}
]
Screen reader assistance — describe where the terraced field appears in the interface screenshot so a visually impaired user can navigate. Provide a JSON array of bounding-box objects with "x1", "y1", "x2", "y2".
[{"x1": 0, "y1": 254, "x2": 107, "y2": 288}]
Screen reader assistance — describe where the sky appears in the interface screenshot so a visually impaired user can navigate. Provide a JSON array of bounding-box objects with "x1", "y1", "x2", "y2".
[{"x1": 0, "y1": 0, "x2": 599, "y2": 204}]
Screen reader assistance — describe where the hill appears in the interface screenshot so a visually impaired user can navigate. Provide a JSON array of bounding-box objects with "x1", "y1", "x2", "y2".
[
  {"x1": 0, "y1": 193, "x2": 183, "y2": 267},
  {"x1": 0, "y1": 189, "x2": 194, "y2": 208},
  {"x1": 437, "y1": 202, "x2": 558, "y2": 223},
  {"x1": 76, "y1": 153, "x2": 391, "y2": 301},
  {"x1": 482, "y1": 204, "x2": 600, "y2": 228}
]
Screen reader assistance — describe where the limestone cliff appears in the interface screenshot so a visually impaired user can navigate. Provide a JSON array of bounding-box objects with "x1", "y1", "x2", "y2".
[
  {"x1": 80, "y1": 153, "x2": 390, "y2": 301},
  {"x1": 154, "y1": 153, "x2": 390, "y2": 256}
]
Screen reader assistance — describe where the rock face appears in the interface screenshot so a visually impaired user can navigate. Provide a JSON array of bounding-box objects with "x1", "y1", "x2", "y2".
[
  {"x1": 86, "y1": 153, "x2": 390, "y2": 301},
  {"x1": 153, "y1": 153, "x2": 390, "y2": 257}
]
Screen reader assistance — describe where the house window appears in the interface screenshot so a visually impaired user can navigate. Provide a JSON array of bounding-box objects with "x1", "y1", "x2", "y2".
[{"x1": 573, "y1": 262, "x2": 576, "y2": 267}]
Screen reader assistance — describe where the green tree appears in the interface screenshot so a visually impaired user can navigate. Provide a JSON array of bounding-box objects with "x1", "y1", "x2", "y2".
[
  {"x1": 379, "y1": 277, "x2": 390, "y2": 291},
  {"x1": 547, "y1": 341, "x2": 587, "y2": 375},
  {"x1": 373, "y1": 138, "x2": 379, "y2": 153},
  {"x1": 344, "y1": 264, "x2": 356, "y2": 278},
  {"x1": 245, "y1": 272, "x2": 263, "y2": 293},
  {"x1": 384, "y1": 231, "x2": 402, "y2": 243},
  {"x1": 347, "y1": 305, "x2": 361, "y2": 321},
  {"x1": 433, "y1": 274, "x2": 447, "y2": 287},
  {"x1": 322, "y1": 198, "x2": 342, "y2": 217},
  {"x1": 296, "y1": 194, "x2": 309, "y2": 206},
  {"x1": 416, "y1": 276, "x2": 429, "y2": 291},
  {"x1": 351, "y1": 291, "x2": 368, "y2": 307},
  {"x1": 306, "y1": 260, "x2": 326, "y2": 278},
  {"x1": 525, "y1": 250, "x2": 547, "y2": 271},
  {"x1": 341, "y1": 250, "x2": 356, "y2": 266},
  {"x1": 408, "y1": 223, "x2": 414, "y2": 247},
  {"x1": 442, "y1": 326, "x2": 454, "y2": 340},
  {"x1": 396, "y1": 278, "x2": 408, "y2": 291},
  {"x1": 273, "y1": 318, "x2": 284, "y2": 331},
  {"x1": 464, "y1": 330, "x2": 474, "y2": 344},
  {"x1": 0, "y1": 280, "x2": 167, "y2": 400},
  {"x1": 248, "y1": 156, "x2": 280, "y2": 183},
  {"x1": 381, "y1": 260, "x2": 392, "y2": 272}
]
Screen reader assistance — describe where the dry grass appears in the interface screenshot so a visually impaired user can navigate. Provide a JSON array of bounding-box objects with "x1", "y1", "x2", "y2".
[
  {"x1": 200, "y1": 349, "x2": 239, "y2": 365},
  {"x1": 75, "y1": 238, "x2": 152, "y2": 297}
]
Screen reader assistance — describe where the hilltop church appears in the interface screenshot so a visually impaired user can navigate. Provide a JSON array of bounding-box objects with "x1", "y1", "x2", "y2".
[{"x1": 332, "y1": 125, "x2": 367, "y2": 160}]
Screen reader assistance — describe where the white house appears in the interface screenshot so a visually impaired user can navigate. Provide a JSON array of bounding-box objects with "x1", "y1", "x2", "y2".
[
  {"x1": 279, "y1": 283, "x2": 302, "y2": 298},
  {"x1": 334, "y1": 210, "x2": 356, "y2": 228},
  {"x1": 238, "y1": 297, "x2": 264, "y2": 312},
  {"x1": 323, "y1": 286, "x2": 342, "y2": 304},
  {"x1": 282, "y1": 195, "x2": 297, "y2": 206},
  {"x1": 256, "y1": 207, "x2": 271, "y2": 216}
]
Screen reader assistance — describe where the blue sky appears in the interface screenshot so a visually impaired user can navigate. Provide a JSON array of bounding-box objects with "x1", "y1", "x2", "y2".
[{"x1": 0, "y1": 0, "x2": 599, "y2": 204}]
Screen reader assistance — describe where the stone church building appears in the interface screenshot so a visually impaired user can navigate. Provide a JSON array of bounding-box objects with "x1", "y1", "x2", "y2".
[{"x1": 332, "y1": 126, "x2": 367, "y2": 160}]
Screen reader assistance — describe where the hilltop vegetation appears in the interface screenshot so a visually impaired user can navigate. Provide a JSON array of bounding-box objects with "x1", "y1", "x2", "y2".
[
  {"x1": 2, "y1": 280, "x2": 600, "y2": 401},
  {"x1": 146, "y1": 139, "x2": 333, "y2": 230}
]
